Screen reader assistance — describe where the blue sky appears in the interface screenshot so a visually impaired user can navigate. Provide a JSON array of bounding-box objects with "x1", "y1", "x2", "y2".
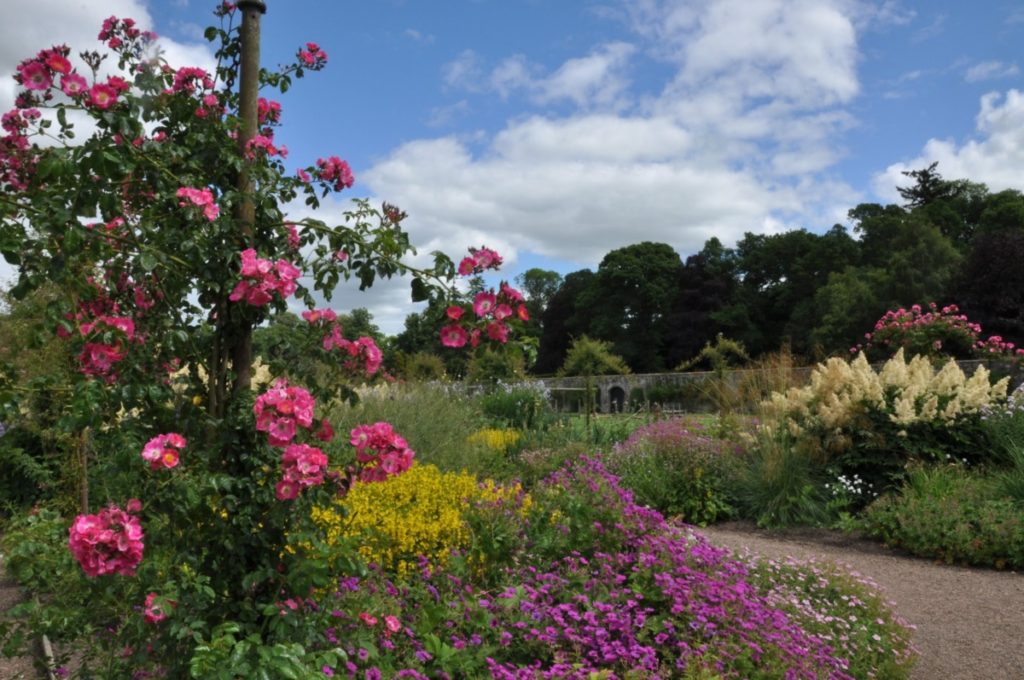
[{"x1": 4, "y1": 0, "x2": 1024, "y2": 333}]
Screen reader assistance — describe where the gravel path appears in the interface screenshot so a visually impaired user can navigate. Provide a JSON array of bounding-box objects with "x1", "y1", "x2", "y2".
[
  {"x1": 697, "y1": 522, "x2": 1024, "y2": 680},
  {"x1": 0, "y1": 552, "x2": 40, "y2": 679}
]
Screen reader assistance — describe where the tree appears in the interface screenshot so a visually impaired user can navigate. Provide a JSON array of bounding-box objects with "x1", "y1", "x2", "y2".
[
  {"x1": 579, "y1": 242, "x2": 683, "y2": 373},
  {"x1": 515, "y1": 267, "x2": 562, "y2": 336},
  {"x1": 664, "y1": 237, "x2": 738, "y2": 368},
  {"x1": 897, "y1": 162, "x2": 959, "y2": 208},
  {"x1": 957, "y1": 228, "x2": 1024, "y2": 345},
  {"x1": 534, "y1": 269, "x2": 595, "y2": 374},
  {"x1": 712, "y1": 228, "x2": 858, "y2": 356},
  {"x1": 558, "y1": 335, "x2": 630, "y2": 424}
]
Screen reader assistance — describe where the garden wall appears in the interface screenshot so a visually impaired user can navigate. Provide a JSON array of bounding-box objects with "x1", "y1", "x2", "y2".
[{"x1": 538, "y1": 359, "x2": 1023, "y2": 414}]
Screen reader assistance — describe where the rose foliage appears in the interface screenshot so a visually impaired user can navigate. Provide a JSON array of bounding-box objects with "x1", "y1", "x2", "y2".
[{"x1": 0, "y1": 5, "x2": 520, "y2": 675}]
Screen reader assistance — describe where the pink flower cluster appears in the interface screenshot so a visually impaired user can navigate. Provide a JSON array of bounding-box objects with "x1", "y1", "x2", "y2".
[
  {"x1": 254, "y1": 379, "x2": 315, "y2": 447},
  {"x1": 98, "y1": 16, "x2": 154, "y2": 51},
  {"x1": 257, "y1": 97, "x2": 282, "y2": 125},
  {"x1": 302, "y1": 309, "x2": 382, "y2": 376},
  {"x1": 350, "y1": 422, "x2": 415, "y2": 483},
  {"x1": 314, "y1": 156, "x2": 354, "y2": 191},
  {"x1": 143, "y1": 593, "x2": 173, "y2": 624},
  {"x1": 167, "y1": 66, "x2": 213, "y2": 95},
  {"x1": 141, "y1": 433, "x2": 186, "y2": 470},
  {"x1": 68, "y1": 501, "x2": 144, "y2": 577},
  {"x1": 440, "y1": 276, "x2": 527, "y2": 350},
  {"x1": 323, "y1": 326, "x2": 383, "y2": 376},
  {"x1": 76, "y1": 315, "x2": 137, "y2": 381},
  {"x1": 853, "y1": 302, "x2": 1024, "y2": 361},
  {"x1": 176, "y1": 186, "x2": 219, "y2": 222},
  {"x1": 298, "y1": 42, "x2": 329, "y2": 69},
  {"x1": 0, "y1": 107, "x2": 36, "y2": 191},
  {"x1": 229, "y1": 248, "x2": 301, "y2": 306},
  {"x1": 245, "y1": 134, "x2": 287, "y2": 160},
  {"x1": 457, "y1": 246, "x2": 503, "y2": 276},
  {"x1": 3, "y1": 44, "x2": 125, "y2": 187},
  {"x1": 15, "y1": 40, "x2": 133, "y2": 109},
  {"x1": 275, "y1": 443, "x2": 329, "y2": 500},
  {"x1": 302, "y1": 308, "x2": 337, "y2": 325}
]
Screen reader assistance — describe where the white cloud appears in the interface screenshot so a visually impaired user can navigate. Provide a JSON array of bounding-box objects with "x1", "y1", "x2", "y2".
[
  {"x1": 403, "y1": 28, "x2": 435, "y2": 45},
  {"x1": 965, "y1": 60, "x2": 1020, "y2": 83},
  {"x1": 873, "y1": 89, "x2": 1024, "y2": 202},
  {"x1": 489, "y1": 55, "x2": 534, "y2": 99},
  {"x1": 441, "y1": 49, "x2": 484, "y2": 91},
  {"x1": 460, "y1": 42, "x2": 637, "y2": 111},
  {"x1": 357, "y1": 0, "x2": 866, "y2": 310},
  {"x1": 529, "y1": 42, "x2": 636, "y2": 109}
]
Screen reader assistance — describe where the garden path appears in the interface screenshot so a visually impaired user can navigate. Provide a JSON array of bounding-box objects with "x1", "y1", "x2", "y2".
[
  {"x1": 0, "y1": 551, "x2": 38, "y2": 678},
  {"x1": 698, "y1": 522, "x2": 1024, "y2": 680}
]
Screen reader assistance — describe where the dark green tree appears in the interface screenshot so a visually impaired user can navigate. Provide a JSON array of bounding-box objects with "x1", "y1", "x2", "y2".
[
  {"x1": 578, "y1": 242, "x2": 683, "y2": 373},
  {"x1": 515, "y1": 268, "x2": 563, "y2": 336},
  {"x1": 712, "y1": 228, "x2": 858, "y2": 356},
  {"x1": 534, "y1": 269, "x2": 595, "y2": 374},
  {"x1": 664, "y1": 238, "x2": 738, "y2": 368}
]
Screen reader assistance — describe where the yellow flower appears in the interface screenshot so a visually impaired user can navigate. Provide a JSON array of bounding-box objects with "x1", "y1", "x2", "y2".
[
  {"x1": 311, "y1": 463, "x2": 531, "y2": 579},
  {"x1": 467, "y1": 428, "x2": 521, "y2": 452}
]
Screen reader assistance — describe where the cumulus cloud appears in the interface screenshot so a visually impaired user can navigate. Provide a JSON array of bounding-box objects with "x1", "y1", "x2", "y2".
[
  {"x1": 359, "y1": 0, "x2": 864, "y2": 286},
  {"x1": 873, "y1": 89, "x2": 1024, "y2": 201}
]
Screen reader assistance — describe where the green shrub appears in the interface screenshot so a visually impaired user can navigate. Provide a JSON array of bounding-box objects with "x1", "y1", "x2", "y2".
[
  {"x1": 465, "y1": 347, "x2": 525, "y2": 386},
  {"x1": 860, "y1": 464, "x2": 1024, "y2": 568},
  {"x1": 398, "y1": 352, "x2": 448, "y2": 381},
  {"x1": 736, "y1": 433, "x2": 832, "y2": 528},
  {"x1": 476, "y1": 380, "x2": 552, "y2": 430},
  {"x1": 602, "y1": 418, "x2": 745, "y2": 525}
]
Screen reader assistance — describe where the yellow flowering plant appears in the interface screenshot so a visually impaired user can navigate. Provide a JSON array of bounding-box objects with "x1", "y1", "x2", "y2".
[
  {"x1": 466, "y1": 427, "x2": 521, "y2": 452},
  {"x1": 311, "y1": 463, "x2": 531, "y2": 579}
]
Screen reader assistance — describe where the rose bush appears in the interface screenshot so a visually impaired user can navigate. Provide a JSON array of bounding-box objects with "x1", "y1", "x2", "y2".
[{"x1": 0, "y1": 4, "x2": 520, "y2": 675}]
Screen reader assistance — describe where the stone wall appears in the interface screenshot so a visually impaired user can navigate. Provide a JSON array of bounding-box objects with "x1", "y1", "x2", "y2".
[{"x1": 540, "y1": 359, "x2": 1023, "y2": 414}]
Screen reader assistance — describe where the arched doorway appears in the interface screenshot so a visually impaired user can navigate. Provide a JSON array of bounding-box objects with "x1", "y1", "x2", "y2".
[{"x1": 609, "y1": 385, "x2": 626, "y2": 413}]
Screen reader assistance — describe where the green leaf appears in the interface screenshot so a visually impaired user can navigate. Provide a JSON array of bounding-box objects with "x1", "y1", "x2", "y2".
[
  {"x1": 411, "y1": 277, "x2": 429, "y2": 302},
  {"x1": 140, "y1": 252, "x2": 158, "y2": 272}
]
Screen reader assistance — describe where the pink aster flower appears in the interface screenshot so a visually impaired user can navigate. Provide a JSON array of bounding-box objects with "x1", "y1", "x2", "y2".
[
  {"x1": 44, "y1": 52, "x2": 72, "y2": 75},
  {"x1": 143, "y1": 593, "x2": 172, "y2": 624}
]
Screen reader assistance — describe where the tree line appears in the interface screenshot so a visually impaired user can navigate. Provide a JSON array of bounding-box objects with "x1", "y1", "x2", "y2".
[{"x1": 288, "y1": 164, "x2": 1024, "y2": 378}]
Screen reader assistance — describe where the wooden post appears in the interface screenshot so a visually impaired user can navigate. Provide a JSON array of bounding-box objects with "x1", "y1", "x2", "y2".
[{"x1": 230, "y1": 0, "x2": 266, "y2": 400}]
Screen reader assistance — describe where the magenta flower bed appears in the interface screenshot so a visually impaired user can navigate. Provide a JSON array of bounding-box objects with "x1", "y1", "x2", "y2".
[{"x1": 315, "y1": 458, "x2": 911, "y2": 679}]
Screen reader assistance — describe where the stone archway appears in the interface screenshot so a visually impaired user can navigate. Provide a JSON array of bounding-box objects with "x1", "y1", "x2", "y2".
[{"x1": 609, "y1": 385, "x2": 626, "y2": 413}]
